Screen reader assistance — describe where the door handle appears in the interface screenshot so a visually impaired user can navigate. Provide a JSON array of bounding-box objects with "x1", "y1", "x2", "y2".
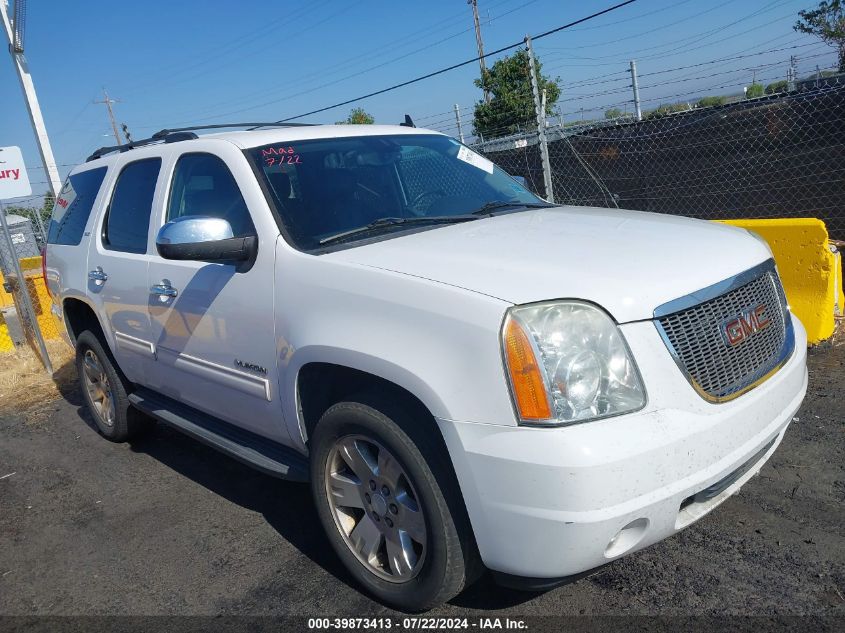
[
  {"x1": 88, "y1": 267, "x2": 108, "y2": 285},
  {"x1": 150, "y1": 280, "x2": 178, "y2": 298}
]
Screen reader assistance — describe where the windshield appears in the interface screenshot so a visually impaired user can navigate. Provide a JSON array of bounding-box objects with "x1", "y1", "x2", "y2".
[{"x1": 249, "y1": 134, "x2": 545, "y2": 250}]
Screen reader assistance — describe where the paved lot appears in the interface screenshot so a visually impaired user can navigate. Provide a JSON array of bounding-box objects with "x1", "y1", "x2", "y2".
[{"x1": 0, "y1": 341, "x2": 843, "y2": 618}]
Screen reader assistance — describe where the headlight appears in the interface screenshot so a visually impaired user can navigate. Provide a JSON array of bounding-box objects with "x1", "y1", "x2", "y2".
[{"x1": 502, "y1": 301, "x2": 646, "y2": 426}]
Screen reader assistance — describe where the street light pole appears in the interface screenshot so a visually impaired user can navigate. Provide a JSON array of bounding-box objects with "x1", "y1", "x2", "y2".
[{"x1": 0, "y1": 0, "x2": 62, "y2": 200}]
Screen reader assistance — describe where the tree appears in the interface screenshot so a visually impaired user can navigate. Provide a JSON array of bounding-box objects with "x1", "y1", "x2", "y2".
[
  {"x1": 337, "y1": 108, "x2": 374, "y2": 125},
  {"x1": 794, "y1": 1, "x2": 845, "y2": 72},
  {"x1": 765, "y1": 80, "x2": 789, "y2": 94},
  {"x1": 645, "y1": 102, "x2": 690, "y2": 119},
  {"x1": 472, "y1": 49, "x2": 560, "y2": 139},
  {"x1": 604, "y1": 107, "x2": 624, "y2": 119},
  {"x1": 697, "y1": 95, "x2": 727, "y2": 107},
  {"x1": 746, "y1": 82, "x2": 765, "y2": 98}
]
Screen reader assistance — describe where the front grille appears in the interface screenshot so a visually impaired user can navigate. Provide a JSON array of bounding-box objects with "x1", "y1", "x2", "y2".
[{"x1": 655, "y1": 261, "x2": 793, "y2": 402}]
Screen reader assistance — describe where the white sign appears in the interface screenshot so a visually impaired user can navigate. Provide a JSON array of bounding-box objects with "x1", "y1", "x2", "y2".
[
  {"x1": 0, "y1": 146, "x2": 32, "y2": 200},
  {"x1": 457, "y1": 145, "x2": 494, "y2": 174},
  {"x1": 11, "y1": 232, "x2": 25, "y2": 244}
]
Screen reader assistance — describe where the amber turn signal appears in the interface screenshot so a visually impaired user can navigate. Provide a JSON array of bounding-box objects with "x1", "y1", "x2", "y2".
[{"x1": 503, "y1": 317, "x2": 552, "y2": 420}]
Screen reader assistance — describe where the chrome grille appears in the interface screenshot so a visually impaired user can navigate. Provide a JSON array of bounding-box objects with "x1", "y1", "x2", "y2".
[{"x1": 654, "y1": 261, "x2": 793, "y2": 402}]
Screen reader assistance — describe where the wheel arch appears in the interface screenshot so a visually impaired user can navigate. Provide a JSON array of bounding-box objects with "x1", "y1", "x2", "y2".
[
  {"x1": 294, "y1": 356, "x2": 450, "y2": 447},
  {"x1": 62, "y1": 296, "x2": 109, "y2": 346}
]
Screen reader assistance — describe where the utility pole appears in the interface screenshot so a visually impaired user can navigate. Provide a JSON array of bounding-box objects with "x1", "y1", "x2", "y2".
[
  {"x1": 629, "y1": 60, "x2": 642, "y2": 122},
  {"x1": 525, "y1": 35, "x2": 554, "y2": 203},
  {"x1": 1, "y1": 0, "x2": 62, "y2": 200},
  {"x1": 95, "y1": 89, "x2": 122, "y2": 145},
  {"x1": 453, "y1": 104, "x2": 465, "y2": 143},
  {"x1": 787, "y1": 55, "x2": 797, "y2": 91},
  {"x1": 468, "y1": 0, "x2": 490, "y2": 103}
]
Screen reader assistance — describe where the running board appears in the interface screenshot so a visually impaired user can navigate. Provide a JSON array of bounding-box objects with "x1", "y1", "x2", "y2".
[{"x1": 128, "y1": 388, "x2": 309, "y2": 481}]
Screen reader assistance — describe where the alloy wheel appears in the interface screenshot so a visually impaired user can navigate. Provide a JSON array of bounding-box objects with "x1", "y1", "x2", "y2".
[
  {"x1": 324, "y1": 435, "x2": 427, "y2": 583},
  {"x1": 81, "y1": 349, "x2": 116, "y2": 427}
]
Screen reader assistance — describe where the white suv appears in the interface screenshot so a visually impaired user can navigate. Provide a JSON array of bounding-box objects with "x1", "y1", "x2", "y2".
[{"x1": 45, "y1": 123, "x2": 808, "y2": 610}]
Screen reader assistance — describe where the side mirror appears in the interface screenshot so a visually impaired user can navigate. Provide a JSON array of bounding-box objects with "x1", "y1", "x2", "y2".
[{"x1": 155, "y1": 217, "x2": 257, "y2": 262}]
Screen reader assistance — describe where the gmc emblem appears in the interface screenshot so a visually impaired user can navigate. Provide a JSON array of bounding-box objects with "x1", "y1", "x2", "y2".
[{"x1": 721, "y1": 305, "x2": 771, "y2": 347}]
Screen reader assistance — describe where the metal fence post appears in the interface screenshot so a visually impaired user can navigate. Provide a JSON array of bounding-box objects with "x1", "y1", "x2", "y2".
[
  {"x1": 0, "y1": 199, "x2": 53, "y2": 374},
  {"x1": 525, "y1": 34, "x2": 555, "y2": 203},
  {"x1": 630, "y1": 60, "x2": 643, "y2": 122}
]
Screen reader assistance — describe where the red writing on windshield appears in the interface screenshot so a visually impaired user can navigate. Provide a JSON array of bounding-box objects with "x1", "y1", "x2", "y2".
[{"x1": 264, "y1": 154, "x2": 302, "y2": 167}]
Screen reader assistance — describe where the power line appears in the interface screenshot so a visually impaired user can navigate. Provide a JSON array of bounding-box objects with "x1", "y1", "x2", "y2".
[
  {"x1": 175, "y1": 0, "x2": 542, "y2": 125},
  {"x1": 274, "y1": 0, "x2": 640, "y2": 123}
]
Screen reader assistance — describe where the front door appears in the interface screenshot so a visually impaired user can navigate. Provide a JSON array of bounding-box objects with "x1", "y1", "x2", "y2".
[{"x1": 145, "y1": 144, "x2": 287, "y2": 444}]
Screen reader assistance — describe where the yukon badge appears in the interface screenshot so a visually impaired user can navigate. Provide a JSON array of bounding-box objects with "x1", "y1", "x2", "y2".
[
  {"x1": 721, "y1": 305, "x2": 772, "y2": 347},
  {"x1": 234, "y1": 359, "x2": 268, "y2": 374}
]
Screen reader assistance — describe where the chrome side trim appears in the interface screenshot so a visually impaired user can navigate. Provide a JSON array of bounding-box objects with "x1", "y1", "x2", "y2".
[
  {"x1": 156, "y1": 347, "x2": 272, "y2": 401},
  {"x1": 114, "y1": 331, "x2": 156, "y2": 359},
  {"x1": 653, "y1": 258, "x2": 794, "y2": 404},
  {"x1": 653, "y1": 259, "x2": 777, "y2": 318}
]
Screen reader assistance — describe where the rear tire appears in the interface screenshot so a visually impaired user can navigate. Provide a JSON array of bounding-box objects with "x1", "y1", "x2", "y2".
[
  {"x1": 310, "y1": 393, "x2": 479, "y2": 611},
  {"x1": 75, "y1": 330, "x2": 149, "y2": 442}
]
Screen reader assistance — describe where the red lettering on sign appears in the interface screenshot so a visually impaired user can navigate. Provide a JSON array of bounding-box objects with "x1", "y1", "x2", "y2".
[{"x1": 57, "y1": 197, "x2": 68, "y2": 209}]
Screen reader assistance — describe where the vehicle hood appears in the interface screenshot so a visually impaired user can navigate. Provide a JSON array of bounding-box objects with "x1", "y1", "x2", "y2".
[{"x1": 327, "y1": 206, "x2": 771, "y2": 323}]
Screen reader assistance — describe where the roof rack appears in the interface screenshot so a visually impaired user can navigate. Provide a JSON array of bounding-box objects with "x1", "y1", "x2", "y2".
[{"x1": 85, "y1": 121, "x2": 317, "y2": 162}]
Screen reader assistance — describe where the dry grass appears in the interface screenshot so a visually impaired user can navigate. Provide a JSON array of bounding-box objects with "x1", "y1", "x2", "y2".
[{"x1": 0, "y1": 339, "x2": 76, "y2": 420}]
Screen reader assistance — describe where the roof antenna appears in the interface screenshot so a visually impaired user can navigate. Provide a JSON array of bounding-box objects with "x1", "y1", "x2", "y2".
[{"x1": 400, "y1": 114, "x2": 415, "y2": 128}]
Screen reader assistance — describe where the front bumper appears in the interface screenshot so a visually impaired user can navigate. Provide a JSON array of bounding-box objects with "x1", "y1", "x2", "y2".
[{"x1": 437, "y1": 315, "x2": 808, "y2": 579}]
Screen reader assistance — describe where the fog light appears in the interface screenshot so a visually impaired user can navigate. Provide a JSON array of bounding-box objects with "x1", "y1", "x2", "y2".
[{"x1": 604, "y1": 518, "x2": 649, "y2": 558}]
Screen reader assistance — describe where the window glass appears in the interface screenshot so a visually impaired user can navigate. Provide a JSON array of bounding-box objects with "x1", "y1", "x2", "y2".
[
  {"x1": 249, "y1": 134, "x2": 543, "y2": 250},
  {"x1": 47, "y1": 167, "x2": 107, "y2": 246},
  {"x1": 103, "y1": 158, "x2": 161, "y2": 254},
  {"x1": 166, "y1": 153, "x2": 255, "y2": 237}
]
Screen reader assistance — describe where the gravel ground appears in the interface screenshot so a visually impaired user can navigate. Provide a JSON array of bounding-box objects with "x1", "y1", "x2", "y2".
[{"x1": 0, "y1": 340, "x2": 842, "y2": 620}]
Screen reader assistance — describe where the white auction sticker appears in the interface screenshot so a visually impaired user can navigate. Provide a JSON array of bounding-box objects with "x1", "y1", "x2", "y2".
[
  {"x1": 0, "y1": 146, "x2": 32, "y2": 200},
  {"x1": 11, "y1": 233, "x2": 25, "y2": 245},
  {"x1": 457, "y1": 145, "x2": 494, "y2": 174}
]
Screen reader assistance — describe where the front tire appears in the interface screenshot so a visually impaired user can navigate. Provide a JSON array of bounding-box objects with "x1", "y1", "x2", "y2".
[
  {"x1": 75, "y1": 330, "x2": 148, "y2": 442},
  {"x1": 310, "y1": 395, "x2": 478, "y2": 611}
]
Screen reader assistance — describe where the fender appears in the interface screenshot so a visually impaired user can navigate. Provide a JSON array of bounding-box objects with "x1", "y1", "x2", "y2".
[{"x1": 281, "y1": 345, "x2": 451, "y2": 452}]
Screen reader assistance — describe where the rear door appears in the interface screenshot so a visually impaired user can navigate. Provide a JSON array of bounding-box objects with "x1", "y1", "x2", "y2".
[
  {"x1": 86, "y1": 156, "x2": 162, "y2": 384},
  {"x1": 144, "y1": 141, "x2": 288, "y2": 444}
]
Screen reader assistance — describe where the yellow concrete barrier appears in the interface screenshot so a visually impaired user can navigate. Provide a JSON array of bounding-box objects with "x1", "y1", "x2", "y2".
[
  {"x1": 718, "y1": 218, "x2": 843, "y2": 345},
  {"x1": 0, "y1": 256, "x2": 63, "y2": 353}
]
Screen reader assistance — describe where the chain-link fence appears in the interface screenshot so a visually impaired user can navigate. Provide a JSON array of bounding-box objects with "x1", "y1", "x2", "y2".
[
  {"x1": 0, "y1": 208, "x2": 58, "y2": 371},
  {"x1": 473, "y1": 82, "x2": 845, "y2": 240}
]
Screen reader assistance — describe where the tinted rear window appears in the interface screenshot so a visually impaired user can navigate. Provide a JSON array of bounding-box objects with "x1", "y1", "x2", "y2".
[
  {"x1": 103, "y1": 158, "x2": 161, "y2": 254},
  {"x1": 47, "y1": 167, "x2": 108, "y2": 245}
]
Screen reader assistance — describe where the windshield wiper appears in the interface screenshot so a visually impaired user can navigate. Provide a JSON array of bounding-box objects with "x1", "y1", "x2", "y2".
[
  {"x1": 470, "y1": 200, "x2": 554, "y2": 216},
  {"x1": 319, "y1": 215, "x2": 478, "y2": 246}
]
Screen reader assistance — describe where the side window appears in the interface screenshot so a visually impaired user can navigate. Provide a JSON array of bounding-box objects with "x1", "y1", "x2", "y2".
[
  {"x1": 47, "y1": 167, "x2": 108, "y2": 246},
  {"x1": 103, "y1": 158, "x2": 161, "y2": 254},
  {"x1": 167, "y1": 153, "x2": 256, "y2": 237}
]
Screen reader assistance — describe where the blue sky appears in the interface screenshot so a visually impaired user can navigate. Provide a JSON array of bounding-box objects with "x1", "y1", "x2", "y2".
[{"x1": 1, "y1": 0, "x2": 836, "y2": 202}]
